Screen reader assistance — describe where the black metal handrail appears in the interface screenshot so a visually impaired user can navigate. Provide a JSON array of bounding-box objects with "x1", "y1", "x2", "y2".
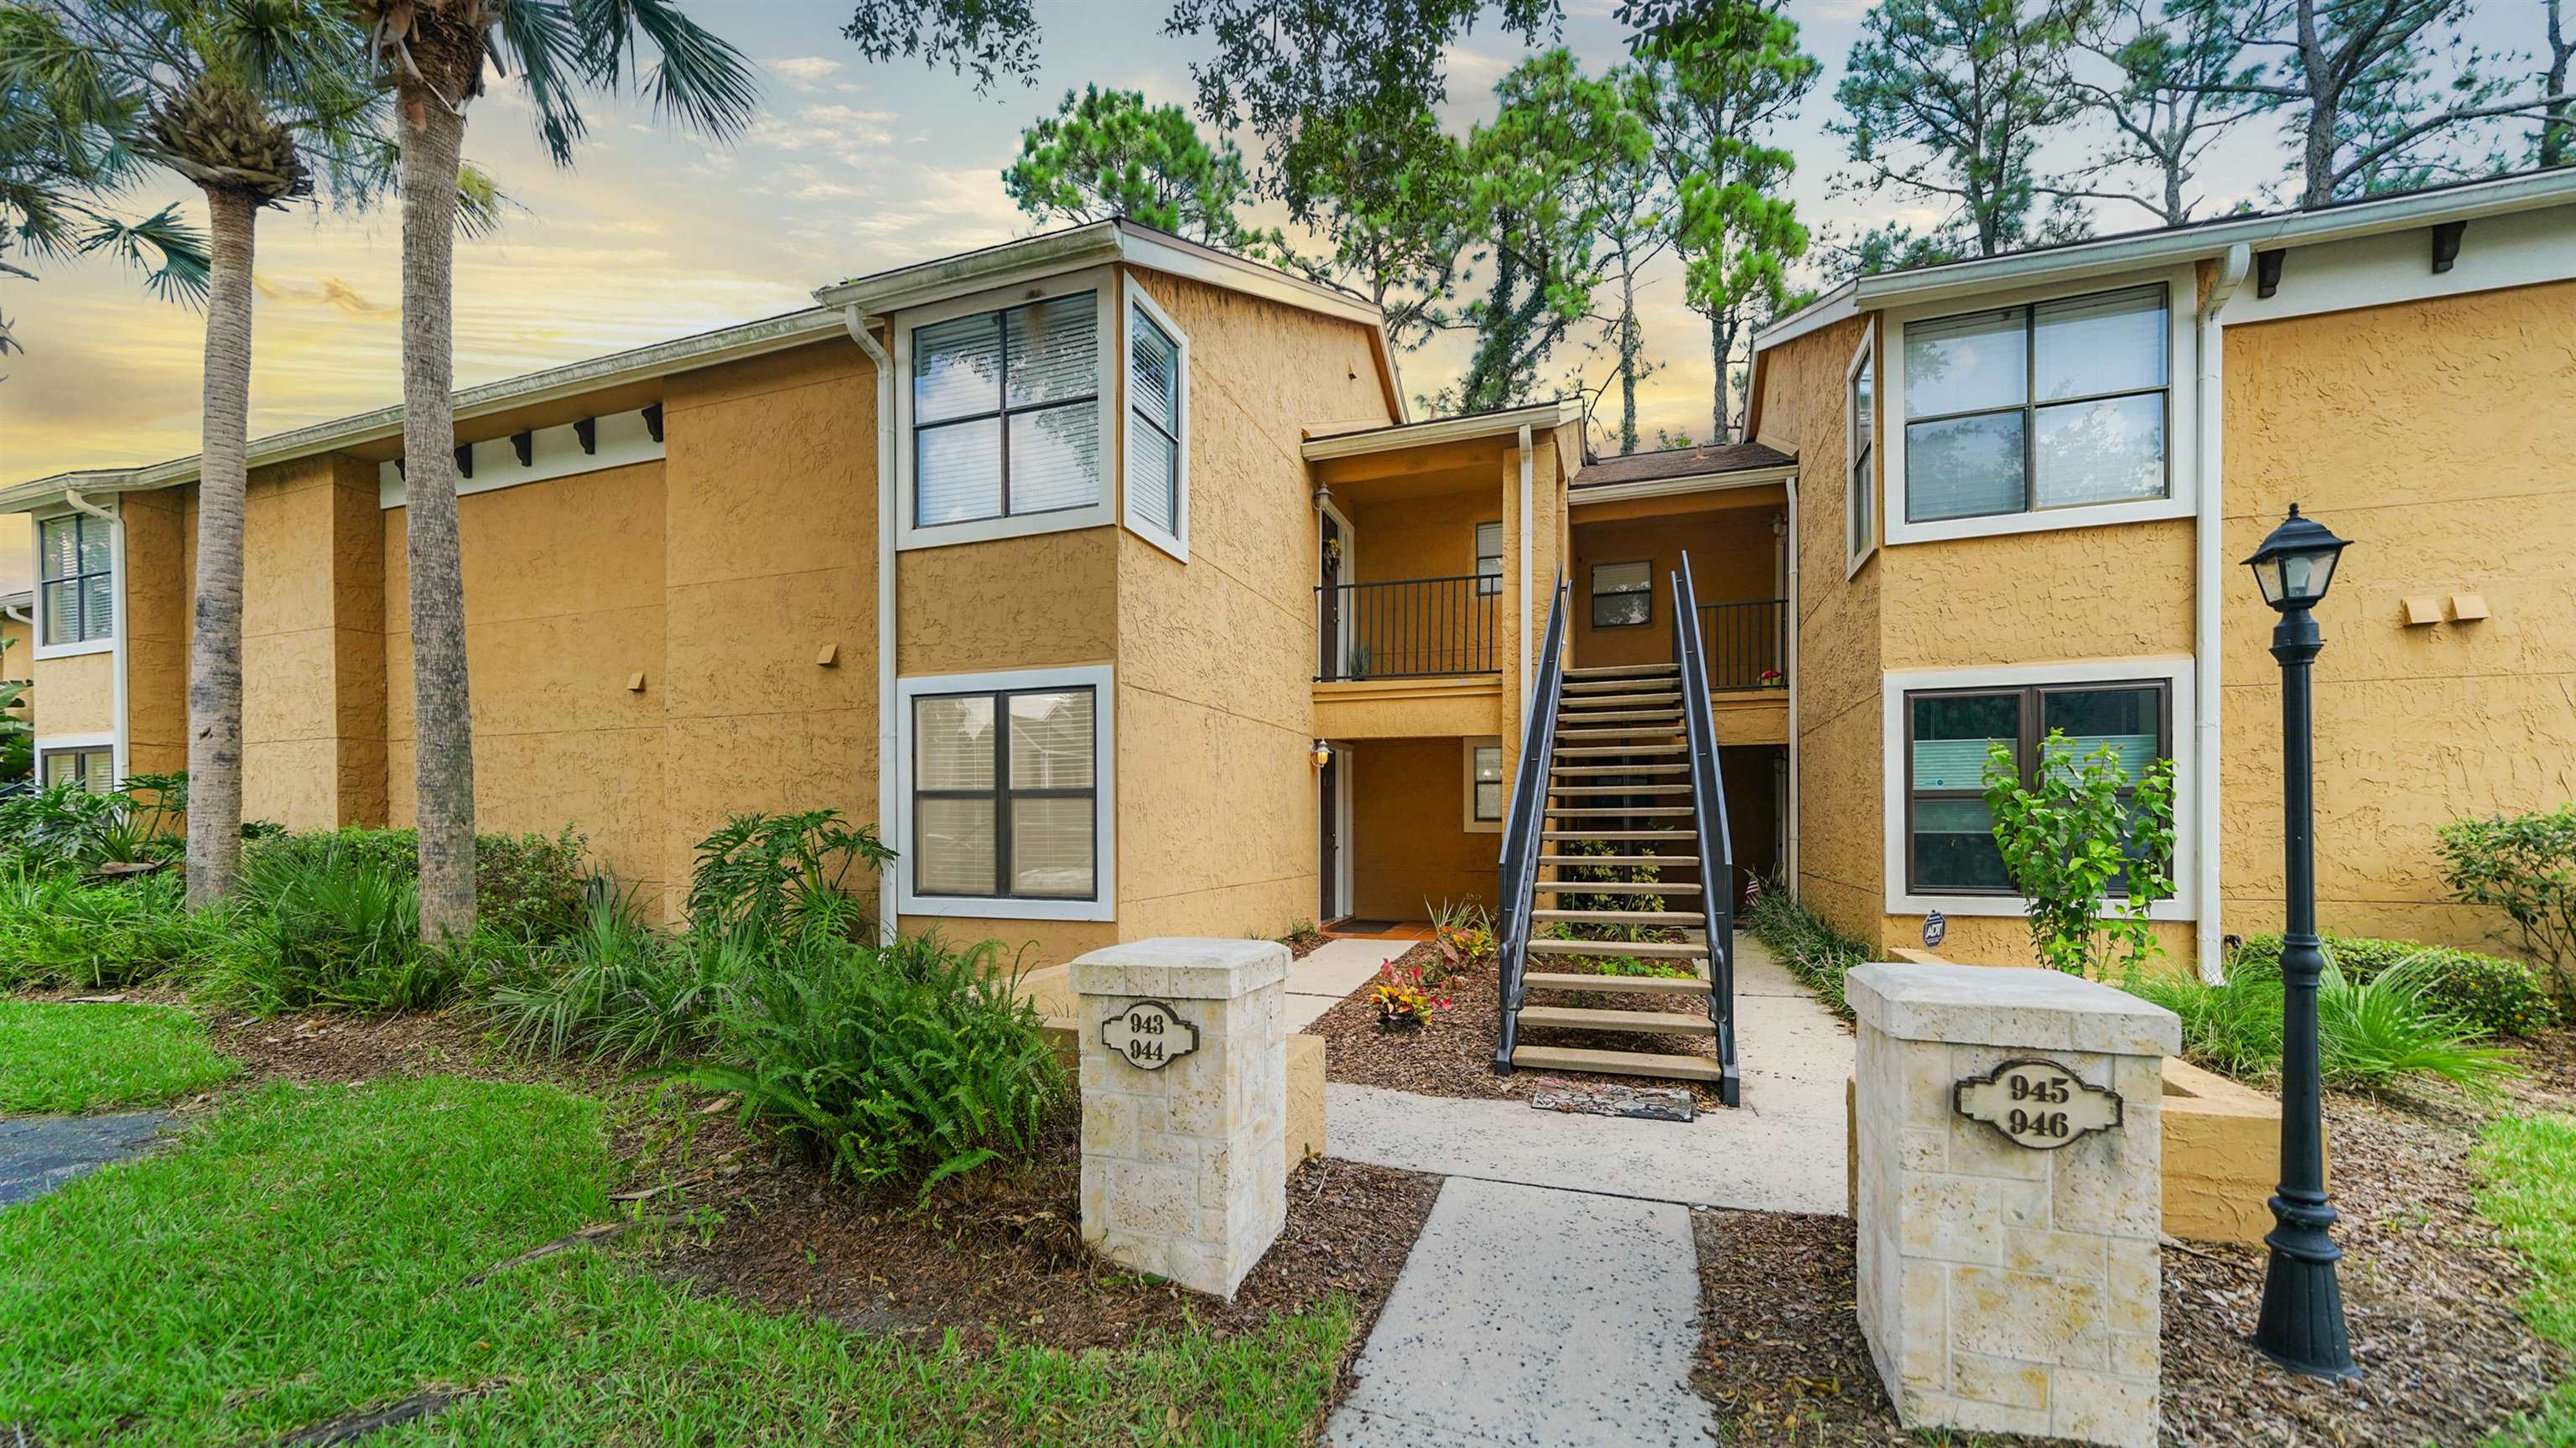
[
  {"x1": 1492, "y1": 575, "x2": 1571, "y2": 1075},
  {"x1": 1699, "y1": 598, "x2": 1788, "y2": 691},
  {"x1": 1315, "y1": 574, "x2": 1501, "y2": 682},
  {"x1": 1673, "y1": 555, "x2": 1742, "y2": 1107}
]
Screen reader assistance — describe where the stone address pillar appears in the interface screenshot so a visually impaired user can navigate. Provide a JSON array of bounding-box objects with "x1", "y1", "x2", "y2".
[
  {"x1": 1070, "y1": 937, "x2": 1289, "y2": 1300},
  {"x1": 1848, "y1": 963, "x2": 2181, "y2": 1447}
]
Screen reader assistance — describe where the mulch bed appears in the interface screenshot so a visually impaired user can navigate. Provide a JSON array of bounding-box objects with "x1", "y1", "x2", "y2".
[
  {"x1": 1281, "y1": 926, "x2": 1333, "y2": 960},
  {"x1": 1689, "y1": 1041, "x2": 2576, "y2": 1446},
  {"x1": 1310, "y1": 941, "x2": 1731, "y2": 1107}
]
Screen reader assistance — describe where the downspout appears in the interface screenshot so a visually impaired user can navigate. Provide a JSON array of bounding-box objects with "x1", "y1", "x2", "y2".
[
  {"x1": 2195, "y1": 244, "x2": 2251, "y2": 983},
  {"x1": 1784, "y1": 475, "x2": 1800, "y2": 893},
  {"x1": 843, "y1": 308, "x2": 900, "y2": 945},
  {"x1": 1517, "y1": 424, "x2": 1535, "y2": 698}
]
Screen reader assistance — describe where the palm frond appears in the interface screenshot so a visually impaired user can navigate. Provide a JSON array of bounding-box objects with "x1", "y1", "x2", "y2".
[{"x1": 75, "y1": 199, "x2": 210, "y2": 306}]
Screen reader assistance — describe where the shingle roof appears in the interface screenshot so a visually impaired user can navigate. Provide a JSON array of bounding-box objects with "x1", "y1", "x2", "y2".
[{"x1": 1571, "y1": 441, "x2": 1794, "y2": 489}]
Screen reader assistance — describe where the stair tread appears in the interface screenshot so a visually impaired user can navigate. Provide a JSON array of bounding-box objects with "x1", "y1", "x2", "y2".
[
  {"x1": 1509, "y1": 1044, "x2": 1728, "y2": 1083},
  {"x1": 1550, "y1": 784, "x2": 1691, "y2": 795},
  {"x1": 1519, "y1": 1004, "x2": 1716, "y2": 1036},
  {"x1": 1540, "y1": 831, "x2": 1693, "y2": 841},
  {"x1": 1538, "y1": 854, "x2": 1699, "y2": 864},
  {"x1": 1552, "y1": 764, "x2": 1690, "y2": 776},
  {"x1": 1556, "y1": 729, "x2": 1685, "y2": 741},
  {"x1": 1564, "y1": 664, "x2": 1680, "y2": 678},
  {"x1": 1532, "y1": 880, "x2": 1699, "y2": 893},
  {"x1": 1559, "y1": 693, "x2": 1680, "y2": 708},
  {"x1": 1533, "y1": 908, "x2": 1704, "y2": 924},
  {"x1": 1556, "y1": 709, "x2": 1683, "y2": 722},
  {"x1": 1527, "y1": 937, "x2": 1706, "y2": 959},
  {"x1": 1547, "y1": 807, "x2": 1694, "y2": 817},
  {"x1": 1555, "y1": 745, "x2": 1687, "y2": 756},
  {"x1": 1522, "y1": 970, "x2": 1711, "y2": 996}
]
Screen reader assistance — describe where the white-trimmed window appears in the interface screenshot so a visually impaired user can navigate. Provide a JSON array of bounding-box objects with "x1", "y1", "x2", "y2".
[
  {"x1": 1591, "y1": 560, "x2": 1652, "y2": 628},
  {"x1": 1474, "y1": 522, "x2": 1504, "y2": 596},
  {"x1": 896, "y1": 271, "x2": 1118, "y2": 551},
  {"x1": 1463, "y1": 738, "x2": 1504, "y2": 833},
  {"x1": 1880, "y1": 656, "x2": 2197, "y2": 921},
  {"x1": 1124, "y1": 284, "x2": 1188, "y2": 559},
  {"x1": 40, "y1": 744, "x2": 114, "y2": 792},
  {"x1": 1846, "y1": 335, "x2": 1876, "y2": 570},
  {"x1": 1883, "y1": 270, "x2": 2196, "y2": 547},
  {"x1": 36, "y1": 512, "x2": 113, "y2": 651},
  {"x1": 896, "y1": 664, "x2": 1114, "y2": 922}
]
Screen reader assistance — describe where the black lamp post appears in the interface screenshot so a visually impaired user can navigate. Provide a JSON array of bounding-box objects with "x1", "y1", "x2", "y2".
[{"x1": 2244, "y1": 502, "x2": 2359, "y2": 1382}]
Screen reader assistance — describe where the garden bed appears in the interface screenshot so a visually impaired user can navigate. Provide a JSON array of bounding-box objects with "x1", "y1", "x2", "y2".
[
  {"x1": 1309, "y1": 941, "x2": 1732, "y2": 1107},
  {"x1": 1688, "y1": 1061, "x2": 2576, "y2": 1446}
]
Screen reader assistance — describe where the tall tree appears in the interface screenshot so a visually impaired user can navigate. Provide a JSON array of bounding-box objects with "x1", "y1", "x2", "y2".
[
  {"x1": 2174, "y1": 0, "x2": 2576, "y2": 206},
  {"x1": 1582, "y1": 67, "x2": 1671, "y2": 455},
  {"x1": 2542, "y1": 1, "x2": 2574, "y2": 169},
  {"x1": 1003, "y1": 85, "x2": 1260, "y2": 245},
  {"x1": 1275, "y1": 101, "x2": 1470, "y2": 356},
  {"x1": 1439, "y1": 49, "x2": 1648, "y2": 414},
  {"x1": 3, "y1": 0, "x2": 387, "y2": 906},
  {"x1": 355, "y1": 0, "x2": 756, "y2": 941},
  {"x1": 1831, "y1": 0, "x2": 2085, "y2": 258},
  {"x1": 1624, "y1": 0, "x2": 1815, "y2": 444},
  {"x1": 2051, "y1": 0, "x2": 2267, "y2": 225}
]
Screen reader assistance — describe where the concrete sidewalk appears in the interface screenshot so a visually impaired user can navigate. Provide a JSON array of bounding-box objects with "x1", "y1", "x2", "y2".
[{"x1": 1284, "y1": 937, "x2": 1410, "y2": 1032}]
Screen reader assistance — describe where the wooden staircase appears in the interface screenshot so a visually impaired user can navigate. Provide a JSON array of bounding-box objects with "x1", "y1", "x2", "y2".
[{"x1": 1492, "y1": 566, "x2": 1741, "y2": 1106}]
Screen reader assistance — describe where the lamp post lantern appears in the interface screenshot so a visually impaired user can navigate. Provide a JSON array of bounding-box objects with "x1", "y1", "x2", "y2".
[{"x1": 2244, "y1": 502, "x2": 2359, "y2": 1381}]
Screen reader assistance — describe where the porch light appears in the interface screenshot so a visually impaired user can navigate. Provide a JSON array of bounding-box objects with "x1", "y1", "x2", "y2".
[
  {"x1": 1310, "y1": 740, "x2": 1332, "y2": 768},
  {"x1": 2243, "y1": 504, "x2": 2349, "y2": 612}
]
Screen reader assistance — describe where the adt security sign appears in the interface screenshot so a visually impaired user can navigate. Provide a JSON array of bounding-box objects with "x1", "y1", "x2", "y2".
[{"x1": 1922, "y1": 910, "x2": 1947, "y2": 949}]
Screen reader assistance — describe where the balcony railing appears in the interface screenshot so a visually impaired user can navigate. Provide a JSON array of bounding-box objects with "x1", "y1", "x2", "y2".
[
  {"x1": 1700, "y1": 598, "x2": 1788, "y2": 691},
  {"x1": 1317, "y1": 574, "x2": 1500, "y2": 682}
]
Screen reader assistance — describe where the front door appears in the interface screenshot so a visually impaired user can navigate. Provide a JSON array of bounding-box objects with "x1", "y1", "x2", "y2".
[
  {"x1": 1319, "y1": 511, "x2": 1343, "y2": 679},
  {"x1": 1319, "y1": 747, "x2": 1340, "y2": 921}
]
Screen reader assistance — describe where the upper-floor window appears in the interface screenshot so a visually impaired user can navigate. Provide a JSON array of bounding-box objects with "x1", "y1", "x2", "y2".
[
  {"x1": 1903, "y1": 283, "x2": 2169, "y2": 525},
  {"x1": 1474, "y1": 521, "x2": 1504, "y2": 596},
  {"x1": 912, "y1": 290, "x2": 1101, "y2": 529},
  {"x1": 1124, "y1": 289, "x2": 1188, "y2": 558},
  {"x1": 1592, "y1": 560, "x2": 1652, "y2": 628},
  {"x1": 1848, "y1": 336, "x2": 1877, "y2": 565},
  {"x1": 39, "y1": 513, "x2": 112, "y2": 647}
]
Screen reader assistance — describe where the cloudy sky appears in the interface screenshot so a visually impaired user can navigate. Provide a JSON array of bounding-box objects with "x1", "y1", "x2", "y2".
[{"x1": 0, "y1": 0, "x2": 2549, "y2": 588}]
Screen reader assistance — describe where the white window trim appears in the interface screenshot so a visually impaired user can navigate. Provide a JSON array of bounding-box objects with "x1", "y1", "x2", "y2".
[
  {"x1": 1845, "y1": 330, "x2": 1877, "y2": 579},
  {"x1": 894, "y1": 662, "x2": 1115, "y2": 922},
  {"x1": 1462, "y1": 736, "x2": 1504, "y2": 834},
  {"x1": 30, "y1": 505, "x2": 119, "y2": 661},
  {"x1": 1880, "y1": 655, "x2": 2198, "y2": 922},
  {"x1": 1122, "y1": 278, "x2": 1189, "y2": 563},
  {"x1": 1881, "y1": 264, "x2": 2199, "y2": 548},
  {"x1": 1473, "y1": 519, "x2": 1504, "y2": 596},
  {"x1": 894, "y1": 265, "x2": 1119, "y2": 553},
  {"x1": 34, "y1": 730, "x2": 121, "y2": 791}
]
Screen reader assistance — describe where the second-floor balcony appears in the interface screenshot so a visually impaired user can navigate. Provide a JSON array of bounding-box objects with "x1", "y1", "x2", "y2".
[
  {"x1": 1317, "y1": 574, "x2": 1500, "y2": 682},
  {"x1": 1699, "y1": 598, "x2": 1789, "y2": 692}
]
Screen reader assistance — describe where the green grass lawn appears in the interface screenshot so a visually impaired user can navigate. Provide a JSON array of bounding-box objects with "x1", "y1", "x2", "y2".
[
  {"x1": 2476, "y1": 1112, "x2": 2576, "y2": 1446},
  {"x1": 0, "y1": 1000, "x2": 237, "y2": 1114},
  {"x1": 0, "y1": 1072, "x2": 1351, "y2": 1445}
]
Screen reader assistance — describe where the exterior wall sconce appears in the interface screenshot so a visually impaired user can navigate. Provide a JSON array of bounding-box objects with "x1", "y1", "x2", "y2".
[{"x1": 1310, "y1": 740, "x2": 1332, "y2": 768}]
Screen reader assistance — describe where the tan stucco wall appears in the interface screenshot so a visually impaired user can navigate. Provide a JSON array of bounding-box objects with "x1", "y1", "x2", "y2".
[
  {"x1": 35, "y1": 649, "x2": 112, "y2": 737},
  {"x1": 2219, "y1": 278, "x2": 2576, "y2": 955},
  {"x1": 385, "y1": 458, "x2": 671, "y2": 900},
  {"x1": 242, "y1": 454, "x2": 387, "y2": 829},
  {"x1": 1, "y1": 615, "x2": 29, "y2": 686},
  {"x1": 1348, "y1": 734, "x2": 1496, "y2": 919},
  {"x1": 119, "y1": 488, "x2": 190, "y2": 778},
  {"x1": 1313, "y1": 677, "x2": 1503, "y2": 740},
  {"x1": 1569, "y1": 490, "x2": 1784, "y2": 670}
]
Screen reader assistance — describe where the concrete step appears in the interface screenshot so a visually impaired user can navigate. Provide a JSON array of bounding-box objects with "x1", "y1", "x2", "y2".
[
  {"x1": 1521, "y1": 970, "x2": 1711, "y2": 997},
  {"x1": 1519, "y1": 1004, "x2": 1716, "y2": 1037},
  {"x1": 1527, "y1": 937, "x2": 1705, "y2": 960},
  {"x1": 1532, "y1": 907, "x2": 1703, "y2": 926},
  {"x1": 1508, "y1": 1044, "x2": 1727, "y2": 1083}
]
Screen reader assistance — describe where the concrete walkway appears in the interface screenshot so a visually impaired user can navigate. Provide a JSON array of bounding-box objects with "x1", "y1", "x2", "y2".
[
  {"x1": 1323, "y1": 936, "x2": 1850, "y2": 1214},
  {"x1": 1285, "y1": 937, "x2": 1411, "y2": 1032},
  {"x1": 0, "y1": 1112, "x2": 170, "y2": 1207},
  {"x1": 1323, "y1": 1176, "x2": 1717, "y2": 1447}
]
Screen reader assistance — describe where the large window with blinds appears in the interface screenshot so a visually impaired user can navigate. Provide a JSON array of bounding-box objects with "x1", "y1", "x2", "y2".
[
  {"x1": 41, "y1": 745, "x2": 114, "y2": 793},
  {"x1": 1901, "y1": 283, "x2": 2170, "y2": 526},
  {"x1": 38, "y1": 512, "x2": 113, "y2": 649},
  {"x1": 1904, "y1": 679, "x2": 2170, "y2": 895},
  {"x1": 910, "y1": 289, "x2": 1104, "y2": 532},
  {"x1": 1124, "y1": 287, "x2": 1188, "y2": 557},
  {"x1": 901, "y1": 668, "x2": 1110, "y2": 916}
]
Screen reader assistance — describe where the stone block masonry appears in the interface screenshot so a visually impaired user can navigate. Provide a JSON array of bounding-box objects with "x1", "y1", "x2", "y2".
[
  {"x1": 1848, "y1": 963, "x2": 2181, "y2": 1448},
  {"x1": 1071, "y1": 937, "x2": 1289, "y2": 1300}
]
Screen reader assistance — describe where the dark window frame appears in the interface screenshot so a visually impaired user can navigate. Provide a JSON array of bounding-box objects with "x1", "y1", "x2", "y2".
[
  {"x1": 1903, "y1": 678, "x2": 2173, "y2": 897},
  {"x1": 1470, "y1": 743, "x2": 1504, "y2": 823},
  {"x1": 40, "y1": 746, "x2": 113, "y2": 793},
  {"x1": 38, "y1": 512, "x2": 113, "y2": 646},
  {"x1": 1900, "y1": 283, "x2": 2174, "y2": 526},
  {"x1": 1473, "y1": 521, "x2": 1504, "y2": 597},
  {"x1": 911, "y1": 291, "x2": 1101, "y2": 530},
  {"x1": 1590, "y1": 559, "x2": 1654, "y2": 629},
  {"x1": 911, "y1": 684, "x2": 1099, "y2": 903}
]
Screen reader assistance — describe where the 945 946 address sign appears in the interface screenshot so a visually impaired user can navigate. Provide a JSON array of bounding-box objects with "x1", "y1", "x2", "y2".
[{"x1": 1953, "y1": 1058, "x2": 2122, "y2": 1150}]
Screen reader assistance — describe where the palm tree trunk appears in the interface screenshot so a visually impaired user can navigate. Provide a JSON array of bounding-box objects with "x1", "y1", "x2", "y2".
[
  {"x1": 184, "y1": 187, "x2": 256, "y2": 907},
  {"x1": 397, "y1": 94, "x2": 476, "y2": 941}
]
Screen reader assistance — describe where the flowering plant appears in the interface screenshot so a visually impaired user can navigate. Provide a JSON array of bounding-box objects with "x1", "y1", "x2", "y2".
[
  {"x1": 1759, "y1": 667, "x2": 1784, "y2": 685},
  {"x1": 1426, "y1": 898, "x2": 1496, "y2": 978},
  {"x1": 1368, "y1": 961, "x2": 1452, "y2": 1030}
]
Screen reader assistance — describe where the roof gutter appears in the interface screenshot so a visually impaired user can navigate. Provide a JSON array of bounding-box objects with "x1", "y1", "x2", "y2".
[
  {"x1": 1568, "y1": 465, "x2": 1797, "y2": 508},
  {"x1": 1302, "y1": 398, "x2": 1579, "y2": 463}
]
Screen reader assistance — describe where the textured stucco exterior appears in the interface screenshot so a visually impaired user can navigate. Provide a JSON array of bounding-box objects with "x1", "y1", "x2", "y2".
[
  {"x1": 1348, "y1": 734, "x2": 1498, "y2": 918},
  {"x1": 1569, "y1": 489, "x2": 1784, "y2": 669}
]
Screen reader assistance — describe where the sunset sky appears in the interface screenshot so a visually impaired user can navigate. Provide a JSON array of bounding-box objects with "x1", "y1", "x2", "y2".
[{"x1": 0, "y1": 0, "x2": 2548, "y2": 589}]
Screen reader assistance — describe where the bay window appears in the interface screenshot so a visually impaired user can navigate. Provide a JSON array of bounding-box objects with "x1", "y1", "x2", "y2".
[{"x1": 1124, "y1": 288, "x2": 1188, "y2": 555}]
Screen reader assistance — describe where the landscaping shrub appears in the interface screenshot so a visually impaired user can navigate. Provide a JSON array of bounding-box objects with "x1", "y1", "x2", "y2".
[
  {"x1": 1982, "y1": 733, "x2": 2176, "y2": 978},
  {"x1": 683, "y1": 933, "x2": 1065, "y2": 1201},
  {"x1": 1744, "y1": 879, "x2": 1869, "y2": 1018},
  {"x1": 684, "y1": 810, "x2": 892, "y2": 946},
  {"x1": 1367, "y1": 959, "x2": 1450, "y2": 1029},
  {"x1": 486, "y1": 884, "x2": 745, "y2": 1067},
  {"x1": 196, "y1": 843, "x2": 460, "y2": 1015},
  {"x1": 0, "y1": 867, "x2": 215, "y2": 990},
  {"x1": 242, "y1": 824, "x2": 589, "y2": 943},
  {"x1": 2129, "y1": 949, "x2": 2519, "y2": 1098},
  {"x1": 2437, "y1": 803, "x2": 2576, "y2": 1009},
  {"x1": 2234, "y1": 932, "x2": 2555, "y2": 1038},
  {"x1": 1425, "y1": 898, "x2": 1494, "y2": 975},
  {"x1": 0, "y1": 774, "x2": 187, "y2": 871}
]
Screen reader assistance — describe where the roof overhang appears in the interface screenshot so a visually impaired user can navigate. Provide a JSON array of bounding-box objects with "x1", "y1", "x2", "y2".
[
  {"x1": 1756, "y1": 166, "x2": 2576, "y2": 350},
  {"x1": 1569, "y1": 463, "x2": 1797, "y2": 508},
  {"x1": 1301, "y1": 398, "x2": 1581, "y2": 463}
]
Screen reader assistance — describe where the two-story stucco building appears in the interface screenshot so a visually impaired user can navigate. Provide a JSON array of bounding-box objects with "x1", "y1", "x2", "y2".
[{"x1": 7, "y1": 168, "x2": 2572, "y2": 985}]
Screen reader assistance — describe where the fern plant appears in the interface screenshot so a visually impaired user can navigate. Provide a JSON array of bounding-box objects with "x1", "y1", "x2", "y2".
[{"x1": 684, "y1": 810, "x2": 893, "y2": 944}]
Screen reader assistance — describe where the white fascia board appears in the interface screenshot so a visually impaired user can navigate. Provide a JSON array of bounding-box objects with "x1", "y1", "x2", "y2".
[
  {"x1": 814, "y1": 223, "x2": 1124, "y2": 314},
  {"x1": 1566, "y1": 465, "x2": 1798, "y2": 508},
  {"x1": 1301, "y1": 399, "x2": 1581, "y2": 462},
  {"x1": 1851, "y1": 168, "x2": 2576, "y2": 314},
  {"x1": 1753, "y1": 280, "x2": 1859, "y2": 353},
  {"x1": 0, "y1": 306, "x2": 844, "y2": 512}
]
